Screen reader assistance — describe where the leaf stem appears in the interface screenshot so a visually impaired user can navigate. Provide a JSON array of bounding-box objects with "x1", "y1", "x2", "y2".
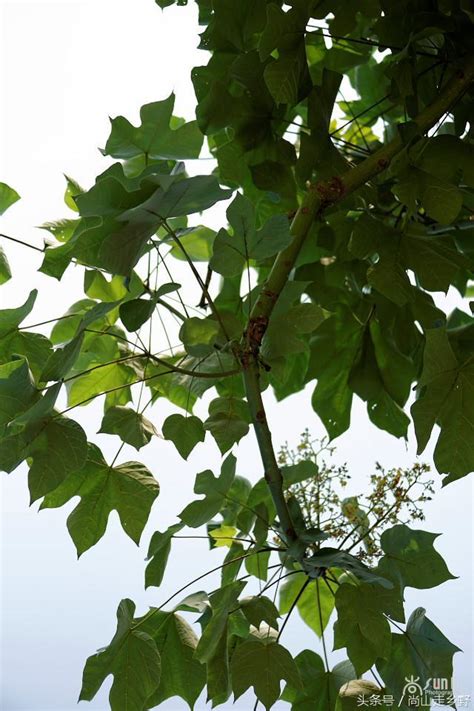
[
  {"x1": 0, "y1": 233, "x2": 44, "y2": 253},
  {"x1": 277, "y1": 578, "x2": 309, "y2": 641},
  {"x1": 316, "y1": 579, "x2": 330, "y2": 671},
  {"x1": 132, "y1": 549, "x2": 272, "y2": 631}
]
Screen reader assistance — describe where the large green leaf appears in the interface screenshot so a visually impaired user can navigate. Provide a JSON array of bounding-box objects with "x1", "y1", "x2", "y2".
[
  {"x1": 282, "y1": 650, "x2": 356, "y2": 711},
  {"x1": 0, "y1": 330, "x2": 52, "y2": 382},
  {"x1": 310, "y1": 308, "x2": 363, "y2": 439},
  {"x1": 210, "y1": 193, "x2": 292, "y2": 277},
  {"x1": 128, "y1": 175, "x2": 233, "y2": 222},
  {"x1": 400, "y1": 226, "x2": 472, "y2": 293},
  {"x1": 411, "y1": 328, "x2": 474, "y2": 483},
  {"x1": 206, "y1": 618, "x2": 232, "y2": 706},
  {"x1": 0, "y1": 358, "x2": 38, "y2": 432},
  {"x1": 139, "y1": 610, "x2": 206, "y2": 710},
  {"x1": 279, "y1": 572, "x2": 334, "y2": 637},
  {"x1": 80, "y1": 599, "x2": 161, "y2": 711},
  {"x1": 67, "y1": 360, "x2": 135, "y2": 408},
  {"x1": 195, "y1": 580, "x2": 246, "y2": 664},
  {"x1": 41, "y1": 443, "x2": 159, "y2": 555},
  {"x1": 377, "y1": 525, "x2": 456, "y2": 592},
  {"x1": 333, "y1": 583, "x2": 392, "y2": 675},
  {"x1": 179, "y1": 317, "x2": 221, "y2": 357},
  {"x1": 231, "y1": 639, "x2": 301, "y2": 711},
  {"x1": 0, "y1": 359, "x2": 88, "y2": 499},
  {"x1": 240, "y1": 596, "x2": 280, "y2": 630},
  {"x1": 27, "y1": 417, "x2": 88, "y2": 502},
  {"x1": 104, "y1": 94, "x2": 203, "y2": 161},
  {"x1": 377, "y1": 608, "x2": 460, "y2": 708}
]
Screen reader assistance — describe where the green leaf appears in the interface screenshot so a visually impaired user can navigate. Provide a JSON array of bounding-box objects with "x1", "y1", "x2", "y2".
[
  {"x1": 281, "y1": 460, "x2": 318, "y2": 488},
  {"x1": 28, "y1": 416, "x2": 88, "y2": 502},
  {"x1": 262, "y1": 303, "x2": 325, "y2": 361},
  {"x1": 80, "y1": 599, "x2": 161, "y2": 711},
  {"x1": 411, "y1": 328, "x2": 474, "y2": 483},
  {"x1": 64, "y1": 174, "x2": 84, "y2": 212},
  {"x1": 0, "y1": 364, "x2": 86, "y2": 494},
  {"x1": 333, "y1": 583, "x2": 392, "y2": 675},
  {"x1": 210, "y1": 193, "x2": 292, "y2": 277},
  {"x1": 119, "y1": 298, "x2": 155, "y2": 331},
  {"x1": 0, "y1": 358, "x2": 37, "y2": 432},
  {"x1": 67, "y1": 360, "x2": 134, "y2": 408},
  {"x1": 0, "y1": 290, "x2": 37, "y2": 336},
  {"x1": 400, "y1": 226, "x2": 471, "y2": 293},
  {"x1": 0, "y1": 330, "x2": 52, "y2": 382},
  {"x1": 0, "y1": 246, "x2": 11, "y2": 285},
  {"x1": 282, "y1": 650, "x2": 356, "y2": 711},
  {"x1": 377, "y1": 525, "x2": 456, "y2": 592},
  {"x1": 377, "y1": 608, "x2": 460, "y2": 707},
  {"x1": 141, "y1": 611, "x2": 206, "y2": 710},
  {"x1": 168, "y1": 225, "x2": 216, "y2": 262},
  {"x1": 41, "y1": 443, "x2": 159, "y2": 555},
  {"x1": 179, "y1": 317, "x2": 220, "y2": 357},
  {"x1": 74, "y1": 172, "x2": 231, "y2": 277},
  {"x1": 241, "y1": 596, "x2": 280, "y2": 630},
  {"x1": 231, "y1": 639, "x2": 301, "y2": 710},
  {"x1": 84, "y1": 269, "x2": 129, "y2": 301},
  {"x1": 99, "y1": 406, "x2": 157, "y2": 449},
  {"x1": 204, "y1": 396, "x2": 250, "y2": 453},
  {"x1": 104, "y1": 94, "x2": 203, "y2": 160},
  {"x1": 279, "y1": 572, "x2": 334, "y2": 637},
  {"x1": 40, "y1": 217, "x2": 79, "y2": 243},
  {"x1": 393, "y1": 165, "x2": 463, "y2": 225},
  {"x1": 0, "y1": 182, "x2": 20, "y2": 215},
  {"x1": 179, "y1": 453, "x2": 236, "y2": 528},
  {"x1": 195, "y1": 580, "x2": 246, "y2": 664},
  {"x1": 244, "y1": 548, "x2": 271, "y2": 581},
  {"x1": 264, "y1": 52, "x2": 302, "y2": 106},
  {"x1": 367, "y1": 259, "x2": 414, "y2": 307},
  {"x1": 11, "y1": 381, "x2": 61, "y2": 431},
  {"x1": 134, "y1": 175, "x2": 233, "y2": 221},
  {"x1": 311, "y1": 308, "x2": 363, "y2": 439},
  {"x1": 162, "y1": 413, "x2": 205, "y2": 459},
  {"x1": 41, "y1": 333, "x2": 84, "y2": 382},
  {"x1": 206, "y1": 619, "x2": 232, "y2": 706},
  {"x1": 145, "y1": 523, "x2": 183, "y2": 589}
]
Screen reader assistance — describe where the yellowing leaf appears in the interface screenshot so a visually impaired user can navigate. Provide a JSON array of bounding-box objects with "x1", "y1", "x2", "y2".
[{"x1": 209, "y1": 525, "x2": 238, "y2": 548}]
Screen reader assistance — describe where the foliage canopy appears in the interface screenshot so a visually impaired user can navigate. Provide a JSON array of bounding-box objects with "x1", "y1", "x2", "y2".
[{"x1": 1, "y1": 0, "x2": 474, "y2": 708}]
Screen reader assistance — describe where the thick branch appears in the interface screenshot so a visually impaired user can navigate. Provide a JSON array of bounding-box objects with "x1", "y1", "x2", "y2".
[{"x1": 241, "y1": 56, "x2": 474, "y2": 545}]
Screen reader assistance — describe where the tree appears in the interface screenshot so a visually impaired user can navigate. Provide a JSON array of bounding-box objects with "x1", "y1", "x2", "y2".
[{"x1": 1, "y1": 1, "x2": 473, "y2": 709}]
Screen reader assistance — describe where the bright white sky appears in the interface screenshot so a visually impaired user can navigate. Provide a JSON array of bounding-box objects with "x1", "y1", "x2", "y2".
[{"x1": 0, "y1": 2, "x2": 472, "y2": 710}]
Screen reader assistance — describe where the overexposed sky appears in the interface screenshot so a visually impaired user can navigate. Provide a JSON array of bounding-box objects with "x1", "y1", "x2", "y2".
[{"x1": 0, "y1": 2, "x2": 472, "y2": 710}]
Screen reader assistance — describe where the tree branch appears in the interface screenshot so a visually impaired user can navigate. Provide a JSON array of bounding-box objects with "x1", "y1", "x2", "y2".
[{"x1": 240, "y1": 56, "x2": 474, "y2": 547}]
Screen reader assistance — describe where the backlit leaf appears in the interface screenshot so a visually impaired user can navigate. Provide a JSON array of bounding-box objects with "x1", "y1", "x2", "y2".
[
  {"x1": 231, "y1": 640, "x2": 300, "y2": 710},
  {"x1": 41, "y1": 443, "x2": 159, "y2": 555}
]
